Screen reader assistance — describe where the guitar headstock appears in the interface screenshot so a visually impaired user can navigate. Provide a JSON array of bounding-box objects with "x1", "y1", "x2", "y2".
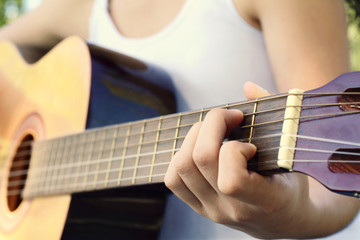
[{"x1": 292, "y1": 72, "x2": 360, "y2": 198}]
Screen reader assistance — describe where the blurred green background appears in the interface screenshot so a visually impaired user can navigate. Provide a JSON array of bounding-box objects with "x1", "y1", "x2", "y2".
[{"x1": 0, "y1": 0, "x2": 359, "y2": 71}]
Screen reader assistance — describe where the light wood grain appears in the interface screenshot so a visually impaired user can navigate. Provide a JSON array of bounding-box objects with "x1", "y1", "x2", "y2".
[{"x1": 0, "y1": 36, "x2": 91, "y2": 240}]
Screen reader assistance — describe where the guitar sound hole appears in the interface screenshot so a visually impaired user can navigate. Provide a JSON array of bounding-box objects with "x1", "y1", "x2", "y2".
[
  {"x1": 339, "y1": 88, "x2": 360, "y2": 111},
  {"x1": 7, "y1": 134, "x2": 33, "y2": 212},
  {"x1": 329, "y1": 148, "x2": 360, "y2": 174}
]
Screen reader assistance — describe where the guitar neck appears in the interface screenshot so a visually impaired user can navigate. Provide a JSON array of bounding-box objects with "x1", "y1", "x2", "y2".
[{"x1": 23, "y1": 94, "x2": 292, "y2": 198}]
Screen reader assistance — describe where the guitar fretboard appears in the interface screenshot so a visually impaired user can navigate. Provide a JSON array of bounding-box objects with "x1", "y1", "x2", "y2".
[{"x1": 23, "y1": 95, "x2": 289, "y2": 198}]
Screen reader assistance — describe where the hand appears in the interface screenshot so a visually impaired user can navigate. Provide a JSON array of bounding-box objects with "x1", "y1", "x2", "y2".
[
  {"x1": 165, "y1": 82, "x2": 360, "y2": 238},
  {"x1": 164, "y1": 83, "x2": 314, "y2": 238}
]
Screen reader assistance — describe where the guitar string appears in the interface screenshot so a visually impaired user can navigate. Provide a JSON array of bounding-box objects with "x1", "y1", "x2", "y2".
[
  {"x1": 6, "y1": 133, "x2": 360, "y2": 197},
  {"x1": 16, "y1": 132, "x2": 360, "y2": 181},
  {"x1": 4, "y1": 104, "x2": 360, "y2": 191},
  {"x1": 8, "y1": 155, "x2": 360, "y2": 198},
  {"x1": 5, "y1": 131, "x2": 360, "y2": 179},
  {"x1": 2, "y1": 91, "x2": 359, "y2": 152},
  {"x1": 6, "y1": 133, "x2": 282, "y2": 178},
  {"x1": 3, "y1": 110, "x2": 360, "y2": 183},
  {"x1": 12, "y1": 159, "x2": 360, "y2": 196},
  {"x1": 14, "y1": 148, "x2": 360, "y2": 188},
  {"x1": 4, "y1": 108, "x2": 359, "y2": 181},
  {"x1": 8, "y1": 156, "x2": 360, "y2": 197},
  {"x1": 3, "y1": 95, "x2": 360, "y2": 193},
  {"x1": 16, "y1": 100, "x2": 360, "y2": 152},
  {"x1": 1, "y1": 90, "x2": 359, "y2": 165},
  {"x1": 5, "y1": 93, "x2": 289, "y2": 155},
  {"x1": 3, "y1": 101, "x2": 360, "y2": 165}
]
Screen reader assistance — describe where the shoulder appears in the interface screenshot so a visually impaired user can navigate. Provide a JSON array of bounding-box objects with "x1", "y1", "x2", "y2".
[
  {"x1": 233, "y1": 0, "x2": 349, "y2": 92},
  {"x1": 36, "y1": 0, "x2": 94, "y2": 40},
  {"x1": 233, "y1": 0, "x2": 346, "y2": 31}
]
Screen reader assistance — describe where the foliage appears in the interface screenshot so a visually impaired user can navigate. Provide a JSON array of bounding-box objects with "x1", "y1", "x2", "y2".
[
  {"x1": 0, "y1": 0, "x2": 23, "y2": 26},
  {"x1": 347, "y1": 1, "x2": 360, "y2": 70},
  {"x1": 346, "y1": 0, "x2": 360, "y2": 26}
]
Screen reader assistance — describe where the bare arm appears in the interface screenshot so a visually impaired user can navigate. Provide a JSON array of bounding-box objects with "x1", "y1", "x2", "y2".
[
  {"x1": 236, "y1": 0, "x2": 350, "y2": 92},
  {"x1": 0, "y1": 0, "x2": 93, "y2": 50}
]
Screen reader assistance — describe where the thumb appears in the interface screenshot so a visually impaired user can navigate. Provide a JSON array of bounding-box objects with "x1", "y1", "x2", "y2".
[{"x1": 243, "y1": 81, "x2": 273, "y2": 100}]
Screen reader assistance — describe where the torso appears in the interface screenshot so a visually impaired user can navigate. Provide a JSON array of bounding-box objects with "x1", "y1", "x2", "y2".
[
  {"x1": 77, "y1": 0, "x2": 275, "y2": 239},
  {"x1": 87, "y1": 0, "x2": 277, "y2": 112}
]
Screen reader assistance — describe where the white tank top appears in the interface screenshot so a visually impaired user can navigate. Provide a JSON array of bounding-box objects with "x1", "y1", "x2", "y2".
[{"x1": 88, "y1": 0, "x2": 277, "y2": 113}]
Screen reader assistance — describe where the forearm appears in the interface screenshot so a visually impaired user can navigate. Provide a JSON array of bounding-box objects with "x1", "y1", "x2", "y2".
[
  {"x1": 0, "y1": 6, "x2": 56, "y2": 48},
  {"x1": 224, "y1": 174, "x2": 359, "y2": 239},
  {"x1": 303, "y1": 177, "x2": 360, "y2": 238},
  {"x1": 274, "y1": 177, "x2": 360, "y2": 239}
]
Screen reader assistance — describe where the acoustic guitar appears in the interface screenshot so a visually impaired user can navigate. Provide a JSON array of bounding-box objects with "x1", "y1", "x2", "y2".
[{"x1": 0, "y1": 36, "x2": 359, "y2": 239}]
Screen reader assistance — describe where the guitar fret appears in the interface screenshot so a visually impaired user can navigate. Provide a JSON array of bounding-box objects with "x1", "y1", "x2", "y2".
[
  {"x1": 93, "y1": 130, "x2": 106, "y2": 188},
  {"x1": 104, "y1": 126, "x2": 119, "y2": 187},
  {"x1": 82, "y1": 132, "x2": 96, "y2": 190},
  {"x1": 71, "y1": 135, "x2": 85, "y2": 191},
  {"x1": 249, "y1": 101, "x2": 258, "y2": 143},
  {"x1": 172, "y1": 113, "x2": 182, "y2": 157},
  {"x1": 118, "y1": 123, "x2": 131, "y2": 185},
  {"x1": 43, "y1": 139, "x2": 56, "y2": 194},
  {"x1": 149, "y1": 117, "x2": 162, "y2": 183},
  {"x1": 73, "y1": 133, "x2": 85, "y2": 190},
  {"x1": 74, "y1": 135, "x2": 82, "y2": 189},
  {"x1": 132, "y1": 121, "x2": 146, "y2": 184},
  {"x1": 199, "y1": 108, "x2": 204, "y2": 121},
  {"x1": 58, "y1": 136, "x2": 72, "y2": 193},
  {"x1": 67, "y1": 135, "x2": 79, "y2": 192},
  {"x1": 39, "y1": 140, "x2": 53, "y2": 195},
  {"x1": 51, "y1": 137, "x2": 63, "y2": 194},
  {"x1": 49, "y1": 138, "x2": 64, "y2": 194}
]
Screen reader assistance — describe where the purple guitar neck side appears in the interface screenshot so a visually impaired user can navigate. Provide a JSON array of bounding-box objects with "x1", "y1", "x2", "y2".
[{"x1": 293, "y1": 72, "x2": 360, "y2": 195}]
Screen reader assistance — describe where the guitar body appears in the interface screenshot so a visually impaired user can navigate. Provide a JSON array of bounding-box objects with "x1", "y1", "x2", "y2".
[
  {"x1": 0, "y1": 37, "x2": 175, "y2": 239},
  {"x1": 0, "y1": 37, "x2": 91, "y2": 239}
]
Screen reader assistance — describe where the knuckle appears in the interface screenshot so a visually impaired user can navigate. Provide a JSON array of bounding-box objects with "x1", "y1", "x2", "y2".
[
  {"x1": 192, "y1": 147, "x2": 214, "y2": 168},
  {"x1": 231, "y1": 209, "x2": 254, "y2": 223},
  {"x1": 218, "y1": 175, "x2": 247, "y2": 197},
  {"x1": 195, "y1": 206, "x2": 206, "y2": 217},
  {"x1": 164, "y1": 172, "x2": 180, "y2": 191},
  {"x1": 210, "y1": 212, "x2": 224, "y2": 224},
  {"x1": 173, "y1": 153, "x2": 193, "y2": 176},
  {"x1": 163, "y1": 175, "x2": 176, "y2": 190},
  {"x1": 218, "y1": 180, "x2": 241, "y2": 196},
  {"x1": 198, "y1": 207, "x2": 225, "y2": 224},
  {"x1": 261, "y1": 201, "x2": 282, "y2": 214}
]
